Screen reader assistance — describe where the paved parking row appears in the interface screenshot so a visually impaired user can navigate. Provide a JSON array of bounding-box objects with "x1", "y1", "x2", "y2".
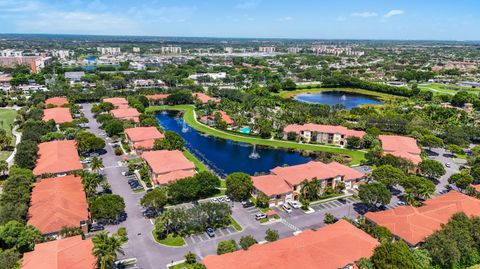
[
  {"x1": 184, "y1": 226, "x2": 238, "y2": 245},
  {"x1": 244, "y1": 206, "x2": 264, "y2": 219},
  {"x1": 310, "y1": 197, "x2": 357, "y2": 211}
]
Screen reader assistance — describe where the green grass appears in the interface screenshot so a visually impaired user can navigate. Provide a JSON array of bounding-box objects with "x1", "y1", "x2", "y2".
[
  {"x1": 152, "y1": 232, "x2": 186, "y2": 247},
  {"x1": 182, "y1": 149, "x2": 209, "y2": 172},
  {"x1": 169, "y1": 262, "x2": 202, "y2": 269},
  {"x1": 418, "y1": 83, "x2": 480, "y2": 95},
  {"x1": 229, "y1": 216, "x2": 242, "y2": 231},
  {"x1": 0, "y1": 109, "x2": 17, "y2": 161},
  {"x1": 277, "y1": 87, "x2": 397, "y2": 100},
  {"x1": 147, "y1": 105, "x2": 365, "y2": 165}
]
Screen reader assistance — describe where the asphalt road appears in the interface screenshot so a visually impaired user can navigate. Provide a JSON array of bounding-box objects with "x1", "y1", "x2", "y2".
[{"x1": 425, "y1": 147, "x2": 465, "y2": 193}]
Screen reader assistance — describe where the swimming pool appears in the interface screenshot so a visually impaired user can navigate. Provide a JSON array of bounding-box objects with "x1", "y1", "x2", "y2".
[{"x1": 239, "y1": 127, "x2": 251, "y2": 134}]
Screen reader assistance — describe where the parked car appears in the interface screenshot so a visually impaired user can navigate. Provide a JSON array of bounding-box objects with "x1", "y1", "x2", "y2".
[
  {"x1": 211, "y1": 198, "x2": 220, "y2": 203},
  {"x1": 117, "y1": 212, "x2": 127, "y2": 222},
  {"x1": 89, "y1": 225, "x2": 105, "y2": 232},
  {"x1": 282, "y1": 204, "x2": 293, "y2": 213},
  {"x1": 255, "y1": 213, "x2": 267, "y2": 220},
  {"x1": 90, "y1": 153, "x2": 100, "y2": 157},
  {"x1": 132, "y1": 186, "x2": 144, "y2": 191},
  {"x1": 337, "y1": 198, "x2": 347, "y2": 204},
  {"x1": 142, "y1": 209, "x2": 157, "y2": 218},
  {"x1": 445, "y1": 163, "x2": 451, "y2": 168},
  {"x1": 241, "y1": 200, "x2": 254, "y2": 208},
  {"x1": 397, "y1": 201, "x2": 407, "y2": 206},
  {"x1": 288, "y1": 200, "x2": 302, "y2": 209},
  {"x1": 122, "y1": 171, "x2": 133, "y2": 176},
  {"x1": 206, "y1": 227, "x2": 215, "y2": 237}
]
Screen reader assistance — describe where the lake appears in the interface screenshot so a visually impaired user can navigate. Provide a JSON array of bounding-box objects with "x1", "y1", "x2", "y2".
[
  {"x1": 156, "y1": 112, "x2": 311, "y2": 177},
  {"x1": 294, "y1": 91, "x2": 383, "y2": 109}
]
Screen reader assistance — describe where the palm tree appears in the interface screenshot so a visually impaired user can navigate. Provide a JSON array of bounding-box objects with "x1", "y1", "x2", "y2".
[
  {"x1": 0, "y1": 160, "x2": 8, "y2": 176},
  {"x1": 81, "y1": 173, "x2": 103, "y2": 197},
  {"x1": 91, "y1": 157, "x2": 104, "y2": 174},
  {"x1": 404, "y1": 191, "x2": 416, "y2": 206},
  {"x1": 92, "y1": 232, "x2": 125, "y2": 269}
]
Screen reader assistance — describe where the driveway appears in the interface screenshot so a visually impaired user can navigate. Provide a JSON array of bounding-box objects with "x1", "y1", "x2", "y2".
[{"x1": 425, "y1": 147, "x2": 465, "y2": 193}]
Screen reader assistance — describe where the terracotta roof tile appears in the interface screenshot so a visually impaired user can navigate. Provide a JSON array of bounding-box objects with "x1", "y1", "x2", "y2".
[
  {"x1": 156, "y1": 170, "x2": 196, "y2": 185},
  {"x1": 194, "y1": 93, "x2": 220, "y2": 104},
  {"x1": 43, "y1": 107, "x2": 73, "y2": 124},
  {"x1": 22, "y1": 236, "x2": 95, "y2": 269},
  {"x1": 45, "y1": 97, "x2": 68, "y2": 107},
  {"x1": 203, "y1": 220, "x2": 378, "y2": 269},
  {"x1": 142, "y1": 150, "x2": 195, "y2": 175},
  {"x1": 27, "y1": 175, "x2": 89, "y2": 234},
  {"x1": 146, "y1": 94, "x2": 170, "y2": 100},
  {"x1": 283, "y1": 124, "x2": 365, "y2": 138},
  {"x1": 33, "y1": 140, "x2": 83, "y2": 176},
  {"x1": 365, "y1": 191, "x2": 480, "y2": 245},
  {"x1": 252, "y1": 174, "x2": 292, "y2": 196},
  {"x1": 103, "y1": 97, "x2": 128, "y2": 108},
  {"x1": 379, "y1": 135, "x2": 422, "y2": 164},
  {"x1": 111, "y1": 108, "x2": 140, "y2": 122}
]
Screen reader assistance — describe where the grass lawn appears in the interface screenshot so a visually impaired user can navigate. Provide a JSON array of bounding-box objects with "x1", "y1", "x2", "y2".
[
  {"x1": 182, "y1": 149, "x2": 209, "y2": 172},
  {"x1": 418, "y1": 83, "x2": 480, "y2": 95},
  {"x1": 152, "y1": 232, "x2": 186, "y2": 247},
  {"x1": 147, "y1": 105, "x2": 365, "y2": 165},
  {"x1": 169, "y1": 262, "x2": 202, "y2": 269},
  {"x1": 277, "y1": 87, "x2": 397, "y2": 100},
  {"x1": 229, "y1": 216, "x2": 242, "y2": 231},
  {"x1": 0, "y1": 109, "x2": 17, "y2": 161}
]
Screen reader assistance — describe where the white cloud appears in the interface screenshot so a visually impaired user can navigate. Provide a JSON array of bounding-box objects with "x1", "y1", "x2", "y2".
[
  {"x1": 384, "y1": 9, "x2": 404, "y2": 18},
  {"x1": 235, "y1": 0, "x2": 261, "y2": 9},
  {"x1": 280, "y1": 16, "x2": 293, "y2": 21},
  {"x1": 352, "y1": 11, "x2": 378, "y2": 18},
  {"x1": 0, "y1": 0, "x2": 40, "y2": 12}
]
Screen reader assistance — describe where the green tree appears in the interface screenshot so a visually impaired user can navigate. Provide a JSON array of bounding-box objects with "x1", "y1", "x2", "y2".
[
  {"x1": 419, "y1": 134, "x2": 444, "y2": 149},
  {"x1": 358, "y1": 182, "x2": 392, "y2": 209},
  {"x1": 0, "y1": 249, "x2": 20, "y2": 269},
  {"x1": 103, "y1": 119, "x2": 124, "y2": 136},
  {"x1": 447, "y1": 144, "x2": 464, "y2": 156},
  {"x1": 239, "y1": 235, "x2": 257, "y2": 250},
  {"x1": 324, "y1": 213, "x2": 337, "y2": 224},
  {"x1": 140, "y1": 187, "x2": 168, "y2": 209},
  {"x1": 372, "y1": 165, "x2": 405, "y2": 188},
  {"x1": 75, "y1": 131, "x2": 105, "y2": 153},
  {"x1": 225, "y1": 172, "x2": 254, "y2": 201},
  {"x1": 14, "y1": 140, "x2": 38, "y2": 169},
  {"x1": 448, "y1": 171, "x2": 474, "y2": 192},
  {"x1": 418, "y1": 160, "x2": 446, "y2": 178},
  {"x1": 92, "y1": 230, "x2": 126, "y2": 269},
  {"x1": 185, "y1": 251, "x2": 197, "y2": 264},
  {"x1": 153, "y1": 131, "x2": 184, "y2": 150},
  {"x1": 216, "y1": 240, "x2": 238, "y2": 255},
  {"x1": 0, "y1": 160, "x2": 8, "y2": 176},
  {"x1": 256, "y1": 192, "x2": 270, "y2": 208},
  {"x1": 346, "y1": 136, "x2": 363, "y2": 149},
  {"x1": 195, "y1": 171, "x2": 221, "y2": 197},
  {"x1": 400, "y1": 176, "x2": 436, "y2": 203},
  {"x1": 90, "y1": 194, "x2": 125, "y2": 221},
  {"x1": 265, "y1": 228, "x2": 279, "y2": 242},
  {"x1": 90, "y1": 157, "x2": 104, "y2": 174},
  {"x1": 0, "y1": 221, "x2": 41, "y2": 253},
  {"x1": 370, "y1": 241, "x2": 420, "y2": 269}
]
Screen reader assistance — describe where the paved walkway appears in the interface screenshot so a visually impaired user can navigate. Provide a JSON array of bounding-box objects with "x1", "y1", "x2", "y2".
[{"x1": 6, "y1": 125, "x2": 21, "y2": 167}]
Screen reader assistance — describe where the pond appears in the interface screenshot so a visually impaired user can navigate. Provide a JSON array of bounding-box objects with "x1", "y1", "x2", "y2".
[
  {"x1": 156, "y1": 112, "x2": 311, "y2": 177},
  {"x1": 294, "y1": 91, "x2": 383, "y2": 109}
]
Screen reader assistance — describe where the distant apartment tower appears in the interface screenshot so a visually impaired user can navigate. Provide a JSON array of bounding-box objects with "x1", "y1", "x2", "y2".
[
  {"x1": 259, "y1": 46, "x2": 276, "y2": 53},
  {"x1": 224, "y1": 47, "x2": 234, "y2": 54},
  {"x1": 51, "y1": 50, "x2": 72, "y2": 59},
  {"x1": 0, "y1": 49, "x2": 23, "y2": 57},
  {"x1": 311, "y1": 45, "x2": 364, "y2": 57},
  {"x1": 132, "y1": 47, "x2": 141, "y2": 53},
  {"x1": 161, "y1": 47, "x2": 182, "y2": 54},
  {"x1": 97, "y1": 47, "x2": 121, "y2": 55},
  {"x1": 287, "y1": 47, "x2": 302, "y2": 54},
  {"x1": 0, "y1": 56, "x2": 52, "y2": 73}
]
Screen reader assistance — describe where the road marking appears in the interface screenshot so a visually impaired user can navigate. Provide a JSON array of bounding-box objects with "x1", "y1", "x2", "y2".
[
  {"x1": 280, "y1": 219, "x2": 301, "y2": 232},
  {"x1": 103, "y1": 165, "x2": 122, "y2": 169}
]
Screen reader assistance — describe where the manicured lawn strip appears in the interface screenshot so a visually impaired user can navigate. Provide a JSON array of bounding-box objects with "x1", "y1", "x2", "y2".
[
  {"x1": 169, "y1": 262, "x2": 198, "y2": 269},
  {"x1": 148, "y1": 105, "x2": 365, "y2": 165},
  {"x1": 229, "y1": 216, "x2": 242, "y2": 231},
  {"x1": 152, "y1": 232, "x2": 186, "y2": 247},
  {"x1": 0, "y1": 151, "x2": 10, "y2": 161},
  {"x1": 418, "y1": 83, "x2": 480, "y2": 95},
  {"x1": 182, "y1": 149, "x2": 209, "y2": 172},
  {"x1": 277, "y1": 87, "x2": 397, "y2": 100}
]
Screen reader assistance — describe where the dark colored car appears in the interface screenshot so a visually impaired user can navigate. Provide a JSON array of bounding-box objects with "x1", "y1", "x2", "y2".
[
  {"x1": 117, "y1": 212, "x2": 127, "y2": 222},
  {"x1": 241, "y1": 200, "x2": 254, "y2": 208},
  {"x1": 143, "y1": 209, "x2": 157, "y2": 218},
  {"x1": 89, "y1": 225, "x2": 105, "y2": 232},
  {"x1": 206, "y1": 227, "x2": 215, "y2": 237}
]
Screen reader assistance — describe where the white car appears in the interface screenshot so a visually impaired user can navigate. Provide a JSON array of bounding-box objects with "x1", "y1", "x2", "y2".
[
  {"x1": 282, "y1": 204, "x2": 293, "y2": 213},
  {"x1": 288, "y1": 201, "x2": 302, "y2": 209}
]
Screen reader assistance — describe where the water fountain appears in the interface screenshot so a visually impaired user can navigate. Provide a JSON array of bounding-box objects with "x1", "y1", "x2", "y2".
[
  {"x1": 341, "y1": 94, "x2": 347, "y2": 101},
  {"x1": 248, "y1": 144, "x2": 261, "y2": 159},
  {"x1": 161, "y1": 105, "x2": 167, "y2": 115},
  {"x1": 181, "y1": 120, "x2": 189, "y2": 133}
]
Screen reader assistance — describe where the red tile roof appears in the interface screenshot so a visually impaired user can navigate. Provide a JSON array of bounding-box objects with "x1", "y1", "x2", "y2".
[
  {"x1": 379, "y1": 135, "x2": 422, "y2": 165},
  {"x1": 283, "y1": 123, "x2": 365, "y2": 138},
  {"x1": 203, "y1": 220, "x2": 379, "y2": 269},
  {"x1": 194, "y1": 93, "x2": 220, "y2": 104},
  {"x1": 142, "y1": 150, "x2": 195, "y2": 175},
  {"x1": 22, "y1": 236, "x2": 95, "y2": 269},
  {"x1": 45, "y1": 97, "x2": 68, "y2": 107},
  {"x1": 125, "y1": 127, "x2": 164, "y2": 150},
  {"x1": 156, "y1": 169, "x2": 196, "y2": 185},
  {"x1": 252, "y1": 174, "x2": 292, "y2": 196},
  {"x1": 43, "y1": 107, "x2": 73, "y2": 124},
  {"x1": 213, "y1": 110, "x2": 234, "y2": 125},
  {"x1": 146, "y1": 94, "x2": 170, "y2": 100},
  {"x1": 27, "y1": 175, "x2": 89, "y2": 234},
  {"x1": 33, "y1": 140, "x2": 83, "y2": 176},
  {"x1": 365, "y1": 191, "x2": 480, "y2": 246},
  {"x1": 270, "y1": 161, "x2": 364, "y2": 186},
  {"x1": 111, "y1": 108, "x2": 140, "y2": 122},
  {"x1": 103, "y1": 97, "x2": 128, "y2": 108}
]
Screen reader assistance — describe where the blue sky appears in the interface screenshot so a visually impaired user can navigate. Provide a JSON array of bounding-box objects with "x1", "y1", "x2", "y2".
[{"x1": 0, "y1": 0, "x2": 479, "y2": 40}]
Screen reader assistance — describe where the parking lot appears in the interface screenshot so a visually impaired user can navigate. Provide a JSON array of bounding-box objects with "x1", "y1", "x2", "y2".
[
  {"x1": 310, "y1": 197, "x2": 357, "y2": 211},
  {"x1": 123, "y1": 173, "x2": 144, "y2": 192},
  {"x1": 244, "y1": 205, "x2": 264, "y2": 219},
  {"x1": 184, "y1": 226, "x2": 239, "y2": 245}
]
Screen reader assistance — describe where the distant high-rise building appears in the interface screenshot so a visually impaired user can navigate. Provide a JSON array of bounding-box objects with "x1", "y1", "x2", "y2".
[
  {"x1": 97, "y1": 47, "x2": 121, "y2": 55},
  {"x1": 224, "y1": 47, "x2": 234, "y2": 54},
  {"x1": 51, "y1": 50, "x2": 72, "y2": 59},
  {"x1": 0, "y1": 49, "x2": 23, "y2": 57},
  {"x1": 259, "y1": 46, "x2": 276, "y2": 53},
  {"x1": 0, "y1": 56, "x2": 52, "y2": 73},
  {"x1": 287, "y1": 47, "x2": 302, "y2": 54},
  {"x1": 161, "y1": 47, "x2": 182, "y2": 54},
  {"x1": 132, "y1": 47, "x2": 141, "y2": 53}
]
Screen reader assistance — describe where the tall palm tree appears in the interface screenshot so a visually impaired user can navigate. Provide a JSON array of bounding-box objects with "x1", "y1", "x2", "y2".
[
  {"x1": 81, "y1": 173, "x2": 103, "y2": 197},
  {"x1": 92, "y1": 232, "x2": 125, "y2": 269},
  {"x1": 91, "y1": 157, "x2": 104, "y2": 174}
]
